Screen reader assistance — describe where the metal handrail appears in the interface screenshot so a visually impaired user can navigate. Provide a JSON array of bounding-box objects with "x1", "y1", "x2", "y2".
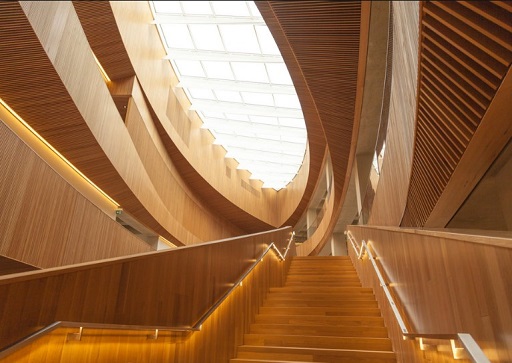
[
  {"x1": 0, "y1": 232, "x2": 295, "y2": 359},
  {"x1": 346, "y1": 231, "x2": 490, "y2": 363}
]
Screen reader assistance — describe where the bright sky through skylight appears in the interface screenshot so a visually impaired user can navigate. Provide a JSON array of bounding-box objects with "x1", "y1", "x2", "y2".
[{"x1": 150, "y1": 1, "x2": 307, "y2": 190}]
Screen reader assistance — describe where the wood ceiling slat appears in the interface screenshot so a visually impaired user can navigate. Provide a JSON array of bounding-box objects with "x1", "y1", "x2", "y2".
[{"x1": 401, "y1": 1, "x2": 512, "y2": 227}]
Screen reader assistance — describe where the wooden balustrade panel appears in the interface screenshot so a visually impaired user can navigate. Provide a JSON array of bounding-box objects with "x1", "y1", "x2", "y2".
[
  {"x1": 0, "y1": 1, "x2": 247, "y2": 246},
  {"x1": 401, "y1": 1, "x2": 512, "y2": 227},
  {"x1": 368, "y1": 1, "x2": 419, "y2": 226},
  {"x1": 0, "y1": 227, "x2": 292, "y2": 354},
  {"x1": 0, "y1": 118, "x2": 152, "y2": 268},
  {"x1": 348, "y1": 225, "x2": 512, "y2": 363},
  {"x1": 2, "y1": 245, "x2": 293, "y2": 363}
]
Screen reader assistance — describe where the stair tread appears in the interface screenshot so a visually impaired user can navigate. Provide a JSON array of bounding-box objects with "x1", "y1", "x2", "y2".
[
  {"x1": 233, "y1": 256, "x2": 395, "y2": 362},
  {"x1": 244, "y1": 333, "x2": 393, "y2": 350}
]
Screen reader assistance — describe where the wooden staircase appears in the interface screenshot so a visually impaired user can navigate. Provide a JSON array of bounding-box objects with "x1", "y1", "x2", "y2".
[{"x1": 230, "y1": 256, "x2": 396, "y2": 363}]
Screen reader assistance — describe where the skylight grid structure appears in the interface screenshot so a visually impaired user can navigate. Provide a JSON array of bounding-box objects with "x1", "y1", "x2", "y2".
[{"x1": 150, "y1": 1, "x2": 308, "y2": 190}]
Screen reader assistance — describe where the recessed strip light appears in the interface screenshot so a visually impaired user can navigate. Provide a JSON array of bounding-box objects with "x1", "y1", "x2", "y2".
[{"x1": 0, "y1": 98, "x2": 120, "y2": 207}]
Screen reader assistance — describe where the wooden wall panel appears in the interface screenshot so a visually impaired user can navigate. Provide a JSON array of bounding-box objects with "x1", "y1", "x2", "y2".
[
  {"x1": 0, "y1": 119, "x2": 152, "y2": 268},
  {"x1": 368, "y1": 1, "x2": 419, "y2": 226},
  {"x1": 107, "y1": 1, "x2": 289, "y2": 230},
  {"x1": 0, "y1": 227, "x2": 292, "y2": 353},
  {"x1": 0, "y1": 1, "x2": 247, "y2": 246},
  {"x1": 2, "y1": 241, "x2": 294, "y2": 363},
  {"x1": 401, "y1": 1, "x2": 512, "y2": 227},
  {"x1": 348, "y1": 225, "x2": 512, "y2": 363}
]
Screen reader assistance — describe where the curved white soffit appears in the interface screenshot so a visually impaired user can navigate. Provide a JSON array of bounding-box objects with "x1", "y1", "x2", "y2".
[{"x1": 150, "y1": 1, "x2": 307, "y2": 191}]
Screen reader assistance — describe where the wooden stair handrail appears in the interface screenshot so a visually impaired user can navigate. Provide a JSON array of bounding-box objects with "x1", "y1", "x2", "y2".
[
  {"x1": 346, "y1": 230, "x2": 490, "y2": 363},
  {"x1": 0, "y1": 228, "x2": 295, "y2": 358}
]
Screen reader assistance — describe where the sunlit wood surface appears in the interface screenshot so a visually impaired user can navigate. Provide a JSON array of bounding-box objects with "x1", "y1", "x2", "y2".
[
  {"x1": 2, "y1": 234, "x2": 294, "y2": 363},
  {"x1": 368, "y1": 1, "x2": 419, "y2": 226},
  {"x1": 231, "y1": 256, "x2": 396, "y2": 363},
  {"x1": 401, "y1": 1, "x2": 512, "y2": 227},
  {"x1": 0, "y1": 227, "x2": 292, "y2": 358},
  {"x1": 0, "y1": 117, "x2": 152, "y2": 268},
  {"x1": 349, "y1": 225, "x2": 512, "y2": 363},
  {"x1": 0, "y1": 1, "x2": 251, "y2": 246}
]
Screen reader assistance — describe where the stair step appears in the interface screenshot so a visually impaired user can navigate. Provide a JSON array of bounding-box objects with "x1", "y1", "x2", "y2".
[
  {"x1": 284, "y1": 282, "x2": 362, "y2": 287},
  {"x1": 266, "y1": 293, "x2": 376, "y2": 301},
  {"x1": 263, "y1": 299, "x2": 378, "y2": 308},
  {"x1": 236, "y1": 345, "x2": 396, "y2": 363},
  {"x1": 254, "y1": 314, "x2": 385, "y2": 327},
  {"x1": 249, "y1": 323, "x2": 389, "y2": 338},
  {"x1": 269, "y1": 286, "x2": 373, "y2": 294},
  {"x1": 259, "y1": 306, "x2": 382, "y2": 317},
  {"x1": 244, "y1": 334, "x2": 393, "y2": 351},
  {"x1": 231, "y1": 359, "x2": 325, "y2": 363}
]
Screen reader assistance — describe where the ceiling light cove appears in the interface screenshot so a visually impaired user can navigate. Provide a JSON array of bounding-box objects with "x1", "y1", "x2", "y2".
[{"x1": 150, "y1": 1, "x2": 307, "y2": 191}]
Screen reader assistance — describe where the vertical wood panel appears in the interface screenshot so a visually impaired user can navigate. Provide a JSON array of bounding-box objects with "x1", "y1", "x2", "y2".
[
  {"x1": 349, "y1": 225, "x2": 512, "y2": 363},
  {"x1": 0, "y1": 119, "x2": 151, "y2": 268},
  {"x1": 368, "y1": 1, "x2": 419, "y2": 226},
  {"x1": 0, "y1": 227, "x2": 292, "y2": 354}
]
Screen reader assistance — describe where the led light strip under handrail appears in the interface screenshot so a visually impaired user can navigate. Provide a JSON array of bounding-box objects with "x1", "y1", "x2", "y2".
[
  {"x1": 346, "y1": 231, "x2": 490, "y2": 363},
  {"x1": 0, "y1": 232, "x2": 295, "y2": 359}
]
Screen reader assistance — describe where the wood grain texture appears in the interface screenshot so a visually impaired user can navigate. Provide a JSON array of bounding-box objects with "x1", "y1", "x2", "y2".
[
  {"x1": 368, "y1": 1, "x2": 420, "y2": 226},
  {"x1": 257, "y1": 1, "x2": 371, "y2": 255},
  {"x1": 2, "y1": 237, "x2": 295, "y2": 363},
  {"x1": 107, "y1": 1, "x2": 294, "y2": 231},
  {"x1": 349, "y1": 225, "x2": 512, "y2": 363},
  {"x1": 0, "y1": 1, "x2": 247, "y2": 246},
  {"x1": 401, "y1": 1, "x2": 512, "y2": 227},
  {"x1": 0, "y1": 118, "x2": 152, "y2": 268},
  {"x1": 0, "y1": 227, "x2": 292, "y2": 355}
]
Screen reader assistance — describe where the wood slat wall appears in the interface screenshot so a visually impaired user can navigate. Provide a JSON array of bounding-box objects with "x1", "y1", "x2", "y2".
[
  {"x1": 0, "y1": 1, "x2": 248, "y2": 246},
  {"x1": 257, "y1": 1, "x2": 371, "y2": 254},
  {"x1": 2, "y1": 238, "x2": 295, "y2": 363},
  {"x1": 401, "y1": 1, "x2": 512, "y2": 227},
  {"x1": 348, "y1": 225, "x2": 512, "y2": 363},
  {"x1": 368, "y1": 1, "x2": 420, "y2": 226},
  {"x1": 0, "y1": 118, "x2": 152, "y2": 268},
  {"x1": 0, "y1": 227, "x2": 293, "y2": 355},
  {"x1": 105, "y1": 1, "x2": 304, "y2": 231}
]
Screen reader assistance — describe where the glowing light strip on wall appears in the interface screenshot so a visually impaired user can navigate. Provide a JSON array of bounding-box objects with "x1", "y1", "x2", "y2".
[
  {"x1": 92, "y1": 53, "x2": 111, "y2": 83},
  {"x1": 0, "y1": 97, "x2": 120, "y2": 207}
]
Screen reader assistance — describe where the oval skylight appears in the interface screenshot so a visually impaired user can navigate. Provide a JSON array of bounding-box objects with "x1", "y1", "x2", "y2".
[{"x1": 150, "y1": 1, "x2": 307, "y2": 190}]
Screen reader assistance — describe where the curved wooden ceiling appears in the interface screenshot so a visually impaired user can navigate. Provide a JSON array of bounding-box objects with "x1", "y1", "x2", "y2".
[
  {"x1": 401, "y1": 1, "x2": 512, "y2": 227},
  {"x1": 258, "y1": 1, "x2": 370, "y2": 252}
]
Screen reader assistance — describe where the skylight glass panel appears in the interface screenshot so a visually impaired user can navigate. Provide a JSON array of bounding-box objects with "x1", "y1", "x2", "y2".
[
  {"x1": 151, "y1": 1, "x2": 308, "y2": 190},
  {"x1": 188, "y1": 88, "x2": 216, "y2": 100},
  {"x1": 174, "y1": 60, "x2": 205, "y2": 77},
  {"x1": 241, "y1": 92, "x2": 274, "y2": 107},
  {"x1": 224, "y1": 114, "x2": 250, "y2": 122},
  {"x1": 266, "y1": 63, "x2": 294, "y2": 85},
  {"x1": 181, "y1": 1, "x2": 212, "y2": 15},
  {"x1": 153, "y1": 2, "x2": 182, "y2": 14},
  {"x1": 214, "y1": 90, "x2": 243, "y2": 103},
  {"x1": 220, "y1": 25, "x2": 260, "y2": 53},
  {"x1": 274, "y1": 94, "x2": 301, "y2": 109},
  {"x1": 212, "y1": 1, "x2": 251, "y2": 16},
  {"x1": 231, "y1": 62, "x2": 268, "y2": 83},
  {"x1": 255, "y1": 26, "x2": 281, "y2": 55},
  {"x1": 188, "y1": 25, "x2": 223, "y2": 51},
  {"x1": 203, "y1": 61, "x2": 234, "y2": 80},
  {"x1": 161, "y1": 24, "x2": 194, "y2": 49}
]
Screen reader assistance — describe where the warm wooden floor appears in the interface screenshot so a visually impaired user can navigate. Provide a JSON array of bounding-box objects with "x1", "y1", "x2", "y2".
[{"x1": 230, "y1": 256, "x2": 396, "y2": 363}]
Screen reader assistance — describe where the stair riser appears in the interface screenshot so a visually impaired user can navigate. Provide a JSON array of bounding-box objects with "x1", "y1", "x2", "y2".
[
  {"x1": 266, "y1": 293, "x2": 376, "y2": 300},
  {"x1": 263, "y1": 301, "x2": 379, "y2": 308},
  {"x1": 236, "y1": 348, "x2": 396, "y2": 363},
  {"x1": 244, "y1": 334, "x2": 393, "y2": 351},
  {"x1": 250, "y1": 325, "x2": 389, "y2": 338},
  {"x1": 254, "y1": 315, "x2": 385, "y2": 327},
  {"x1": 259, "y1": 307, "x2": 382, "y2": 316}
]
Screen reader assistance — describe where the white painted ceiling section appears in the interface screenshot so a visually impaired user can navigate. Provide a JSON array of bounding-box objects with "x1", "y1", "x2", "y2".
[{"x1": 150, "y1": 1, "x2": 307, "y2": 190}]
